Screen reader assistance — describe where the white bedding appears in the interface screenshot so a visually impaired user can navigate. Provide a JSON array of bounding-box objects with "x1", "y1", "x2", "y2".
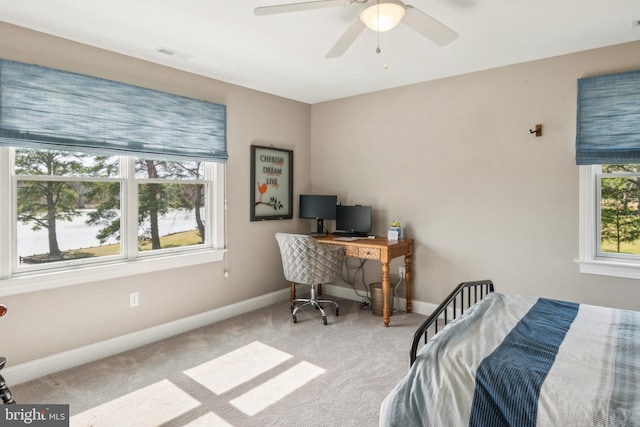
[{"x1": 379, "y1": 293, "x2": 640, "y2": 426}]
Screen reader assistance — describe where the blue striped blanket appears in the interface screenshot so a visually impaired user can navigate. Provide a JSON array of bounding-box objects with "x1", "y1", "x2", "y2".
[{"x1": 379, "y1": 293, "x2": 640, "y2": 426}]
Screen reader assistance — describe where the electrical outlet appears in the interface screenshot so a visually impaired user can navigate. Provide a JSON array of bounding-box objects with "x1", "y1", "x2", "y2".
[
  {"x1": 399, "y1": 266, "x2": 406, "y2": 278},
  {"x1": 129, "y1": 291, "x2": 139, "y2": 308}
]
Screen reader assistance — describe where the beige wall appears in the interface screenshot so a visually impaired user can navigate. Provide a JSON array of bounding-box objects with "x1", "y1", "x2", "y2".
[
  {"x1": 0, "y1": 22, "x2": 311, "y2": 366},
  {"x1": 2, "y1": 19, "x2": 640, "y2": 370},
  {"x1": 310, "y1": 40, "x2": 640, "y2": 311}
]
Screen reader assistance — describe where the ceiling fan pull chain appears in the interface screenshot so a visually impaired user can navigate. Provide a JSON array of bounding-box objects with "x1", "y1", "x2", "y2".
[
  {"x1": 384, "y1": 32, "x2": 389, "y2": 69},
  {"x1": 376, "y1": 0, "x2": 381, "y2": 54}
]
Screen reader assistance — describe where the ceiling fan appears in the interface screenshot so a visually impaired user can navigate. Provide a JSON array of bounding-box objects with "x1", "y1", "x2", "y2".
[{"x1": 254, "y1": 0, "x2": 458, "y2": 58}]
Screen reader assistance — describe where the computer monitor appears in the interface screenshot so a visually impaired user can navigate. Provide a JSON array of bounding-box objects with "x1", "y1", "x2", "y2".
[
  {"x1": 299, "y1": 194, "x2": 337, "y2": 235},
  {"x1": 335, "y1": 205, "x2": 372, "y2": 236}
]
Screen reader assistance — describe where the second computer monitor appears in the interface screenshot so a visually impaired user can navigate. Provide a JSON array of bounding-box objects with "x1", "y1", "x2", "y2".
[{"x1": 335, "y1": 205, "x2": 372, "y2": 236}]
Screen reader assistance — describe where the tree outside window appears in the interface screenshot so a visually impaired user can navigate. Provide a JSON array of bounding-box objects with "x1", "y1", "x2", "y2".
[
  {"x1": 600, "y1": 165, "x2": 640, "y2": 255},
  {"x1": 14, "y1": 148, "x2": 212, "y2": 269}
]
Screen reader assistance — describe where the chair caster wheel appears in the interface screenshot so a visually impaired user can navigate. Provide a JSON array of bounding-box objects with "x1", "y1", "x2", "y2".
[
  {"x1": 322, "y1": 316, "x2": 327, "y2": 325},
  {"x1": 292, "y1": 314, "x2": 297, "y2": 323}
]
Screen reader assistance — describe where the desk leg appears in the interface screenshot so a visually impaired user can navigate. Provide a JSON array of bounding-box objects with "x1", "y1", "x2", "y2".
[
  {"x1": 290, "y1": 281, "x2": 296, "y2": 302},
  {"x1": 382, "y1": 261, "x2": 391, "y2": 327},
  {"x1": 405, "y1": 255, "x2": 412, "y2": 313}
]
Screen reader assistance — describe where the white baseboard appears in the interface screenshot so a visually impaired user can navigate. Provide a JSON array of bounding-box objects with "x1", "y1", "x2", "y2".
[
  {"x1": 322, "y1": 284, "x2": 436, "y2": 316},
  {"x1": 5, "y1": 286, "x2": 434, "y2": 386},
  {"x1": 5, "y1": 288, "x2": 289, "y2": 386}
]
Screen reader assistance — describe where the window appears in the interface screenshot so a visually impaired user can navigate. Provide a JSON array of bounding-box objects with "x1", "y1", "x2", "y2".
[
  {"x1": 598, "y1": 165, "x2": 640, "y2": 257},
  {"x1": 576, "y1": 69, "x2": 640, "y2": 279},
  {"x1": 0, "y1": 59, "x2": 227, "y2": 295},
  {"x1": 579, "y1": 165, "x2": 640, "y2": 278},
  {"x1": 134, "y1": 157, "x2": 209, "y2": 254},
  {"x1": 15, "y1": 149, "x2": 123, "y2": 267},
  {"x1": 1, "y1": 147, "x2": 225, "y2": 293}
]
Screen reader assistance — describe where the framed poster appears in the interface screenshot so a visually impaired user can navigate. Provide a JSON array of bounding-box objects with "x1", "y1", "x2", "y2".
[{"x1": 250, "y1": 145, "x2": 293, "y2": 221}]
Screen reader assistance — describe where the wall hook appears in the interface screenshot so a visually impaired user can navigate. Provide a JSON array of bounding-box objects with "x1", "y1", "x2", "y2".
[{"x1": 529, "y1": 124, "x2": 542, "y2": 137}]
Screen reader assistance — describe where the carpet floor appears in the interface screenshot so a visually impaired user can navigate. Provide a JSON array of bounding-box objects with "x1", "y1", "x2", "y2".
[{"x1": 12, "y1": 296, "x2": 427, "y2": 427}]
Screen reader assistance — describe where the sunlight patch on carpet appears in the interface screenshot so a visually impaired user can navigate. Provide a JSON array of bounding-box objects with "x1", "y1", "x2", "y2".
[
  {"x1": 229, "y1": 361, "x2": 326, "y2": 416},
  {"x1": 184, "y1": 411, "x2": 233, "y2": 426},
  {"x1": 183, "y1": 341, "x2": 292, "y2": 394},
  {"x1": 70, "y1": 379, "x2": 199, "y2": 426}
]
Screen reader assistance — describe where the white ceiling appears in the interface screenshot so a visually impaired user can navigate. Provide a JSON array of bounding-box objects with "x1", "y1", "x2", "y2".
[{"x1": 1, "y1": 0, "x2": 639, "y2": 104}]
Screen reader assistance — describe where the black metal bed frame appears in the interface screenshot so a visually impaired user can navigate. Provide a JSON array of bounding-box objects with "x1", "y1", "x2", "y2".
[{"x1": 410, "y1": 280, "x2": 494, "y2": 366}]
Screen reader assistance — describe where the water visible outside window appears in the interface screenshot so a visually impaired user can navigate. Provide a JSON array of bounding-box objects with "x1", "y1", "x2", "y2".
[{"x1": 17, "y1": 209, "x2": 199, "y2": 260}]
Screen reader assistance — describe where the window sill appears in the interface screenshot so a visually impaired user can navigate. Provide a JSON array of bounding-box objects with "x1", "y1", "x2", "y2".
[
  {"x1": 0, "y1": 249, "x2": 226, "y2": 297},
  {"x1": 577, "y1": 258, "x2": 640, "y2": 280}
]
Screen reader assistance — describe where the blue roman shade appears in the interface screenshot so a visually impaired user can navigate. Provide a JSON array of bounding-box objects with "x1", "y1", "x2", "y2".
[
  {"x1": 576, "y1": 69, "x2": 640, "y2": 165},
  {"x1": 0, "y1": 59, "x2": 227, "y2": 162}
]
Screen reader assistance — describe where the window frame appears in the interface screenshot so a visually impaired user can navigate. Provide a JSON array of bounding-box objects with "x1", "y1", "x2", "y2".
[
  {"x1": 578, "y1": 164, "x2": 640, "y2": 279},
  {"x1": 0, "y1": 147, "x2": 226, "y2": 297}
]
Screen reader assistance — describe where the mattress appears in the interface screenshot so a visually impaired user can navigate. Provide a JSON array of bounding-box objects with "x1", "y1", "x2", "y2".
[{"x1": 379, "y1": 292, "x2": 640, "y2": 426}]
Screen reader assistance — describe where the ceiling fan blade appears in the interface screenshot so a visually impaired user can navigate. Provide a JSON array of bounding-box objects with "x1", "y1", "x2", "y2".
[
  {"x1": 254, "y1": 0, "x2": 351, "y2": 16},
  {"x1": 325, "y1": 19, "x2": 366, "y2": 58},
  {"x1": 402, "y1": 5, "x2": 458, "y2": 46}
]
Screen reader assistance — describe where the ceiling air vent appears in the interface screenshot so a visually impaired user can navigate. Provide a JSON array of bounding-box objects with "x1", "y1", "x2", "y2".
[{"x1": 154, "y1": 46, "x2": 193, "y2": 60}]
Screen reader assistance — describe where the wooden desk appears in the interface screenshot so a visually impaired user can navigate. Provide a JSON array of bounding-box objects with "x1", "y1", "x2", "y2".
[{"x1": 315, "y1": 235, "x2": 414, "y2": 327}]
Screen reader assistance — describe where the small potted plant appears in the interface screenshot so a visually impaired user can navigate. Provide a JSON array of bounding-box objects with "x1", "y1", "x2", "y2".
[{"x1": 389, "y1": 220, "x2": 402, "y2": 240}]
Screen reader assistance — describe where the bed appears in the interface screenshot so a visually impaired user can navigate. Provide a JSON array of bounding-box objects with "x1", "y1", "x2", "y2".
[{"x1": 380, "y1": 280, "x2": 640, "y2": 426}]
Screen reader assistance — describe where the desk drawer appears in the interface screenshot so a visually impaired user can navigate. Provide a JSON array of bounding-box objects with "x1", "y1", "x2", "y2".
[
  {"x1": 344, "y1": 246, "x2": 360, "y2": 257},
  {"x1": 358, "y1": 247, "x2": 380, "y2": 260}
]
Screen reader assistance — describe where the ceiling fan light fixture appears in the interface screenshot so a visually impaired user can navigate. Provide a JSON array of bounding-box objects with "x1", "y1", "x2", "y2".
[{"x1": 359, "y1": 0, "x2": 406, "y2": 33}]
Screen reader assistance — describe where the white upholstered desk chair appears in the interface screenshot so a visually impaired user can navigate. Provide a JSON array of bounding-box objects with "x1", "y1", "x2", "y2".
[{"x1": 275, "y1": 233, "x2": 344, "y2": 325}]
